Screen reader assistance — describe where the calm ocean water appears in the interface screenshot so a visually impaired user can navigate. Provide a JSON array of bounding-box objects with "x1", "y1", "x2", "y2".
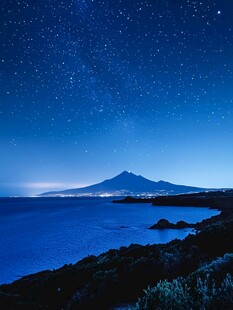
[{"x1": 0, "y1": 197, "x2": 219, "y2": 284}]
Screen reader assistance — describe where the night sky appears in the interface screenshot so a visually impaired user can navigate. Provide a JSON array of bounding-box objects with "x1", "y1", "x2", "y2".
[{"x1": 1, "y1": 0, "x2": 233, "y2": 196}]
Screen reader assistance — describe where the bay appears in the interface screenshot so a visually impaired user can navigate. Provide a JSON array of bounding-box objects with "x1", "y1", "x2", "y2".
[{"x1": 0, "y1": 197, "x2": 219, "y2": 284}]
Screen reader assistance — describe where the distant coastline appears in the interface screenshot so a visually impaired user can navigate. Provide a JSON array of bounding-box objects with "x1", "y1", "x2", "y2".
[{"x1": 113, "y1": 189, "x2": 233, "y2": 211}]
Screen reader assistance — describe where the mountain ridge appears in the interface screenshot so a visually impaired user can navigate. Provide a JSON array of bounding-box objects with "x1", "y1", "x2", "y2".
[{"x1": 39, "y1": 171, "x2": 209, "y2": 197}]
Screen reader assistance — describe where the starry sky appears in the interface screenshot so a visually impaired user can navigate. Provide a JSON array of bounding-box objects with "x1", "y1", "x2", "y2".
[{"x1": 1, "y1": 0, "x2": 233, "y2": 196}]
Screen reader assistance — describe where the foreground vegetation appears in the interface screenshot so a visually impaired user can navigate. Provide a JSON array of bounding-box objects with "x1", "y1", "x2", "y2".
[
  {"x1": 135, "y1": 254, "x2": 233, "y2": 309},
  {"x1": 1, "y1": 190, "x2": 233, "y2": 309}
]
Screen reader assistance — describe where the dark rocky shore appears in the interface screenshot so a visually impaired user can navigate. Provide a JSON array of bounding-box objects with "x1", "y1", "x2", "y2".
[
  {"x1": 113, "y1": 189, "x2": 233, "y2": 211},
  {"x1": 114, "y1": 190, "x2": 233, "y2": 231},
  {"x1": 1, "y1": 190, "x2": 233, "y2": 309}
]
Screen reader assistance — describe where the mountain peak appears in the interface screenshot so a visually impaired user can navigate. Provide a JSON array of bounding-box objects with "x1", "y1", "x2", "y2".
[
  {"x1": 112, "y1": 171, "x2": 139, "y2": 180},
  {"x1": 39, "y1": 171, "x2": 207, "y2": 197},
  {"x1": 119, "y1": 170, "x2": 134, "y2": 176}
]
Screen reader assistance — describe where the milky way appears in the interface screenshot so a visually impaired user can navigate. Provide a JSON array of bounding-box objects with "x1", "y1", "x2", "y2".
[{"x1": 1, "y1": 0, "x2": 233, "y2": 195}]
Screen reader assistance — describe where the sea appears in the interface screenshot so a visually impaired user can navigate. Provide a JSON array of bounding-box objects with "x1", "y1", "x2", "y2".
[{"x1": 0, "y1": 197, "x2": 220, "y2": 285}]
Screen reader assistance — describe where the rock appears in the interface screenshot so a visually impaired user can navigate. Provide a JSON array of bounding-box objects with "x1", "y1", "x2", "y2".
[
  {"x1": 150, "y1": 219, "x2": 172, "y2": 229},
  {"x1": 176, "y1": 220, "x2": 190, "y2": 228},
  {"x1": 150, "y1": 219, "x2": 195, "y2": 229}
]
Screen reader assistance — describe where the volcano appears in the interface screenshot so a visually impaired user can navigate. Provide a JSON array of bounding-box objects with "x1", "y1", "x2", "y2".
[{"x1": 39, "y1": 171, "x2": 207, "y2": 197}]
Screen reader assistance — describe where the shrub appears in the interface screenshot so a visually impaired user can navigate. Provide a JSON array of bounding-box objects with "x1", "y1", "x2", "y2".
[
  {"x1": 195, "y1": 274, "x2": 217, "y2": 309},
  {"x1": 133, "y1": 270, "x2": 233, "y2": 309},
  {"x1": 134, "y1": 278, "x2": 191, "y2": 310}
]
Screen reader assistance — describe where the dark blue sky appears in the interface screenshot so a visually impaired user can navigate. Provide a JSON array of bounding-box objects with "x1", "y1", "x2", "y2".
[{"x1": 1, "y1": 0, "x2": 233, "y2": 196}]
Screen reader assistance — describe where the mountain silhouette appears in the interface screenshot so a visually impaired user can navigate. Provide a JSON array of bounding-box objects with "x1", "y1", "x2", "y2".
[{"x1": 39, "y1": 171, "x2": 207, "y2": 197}]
